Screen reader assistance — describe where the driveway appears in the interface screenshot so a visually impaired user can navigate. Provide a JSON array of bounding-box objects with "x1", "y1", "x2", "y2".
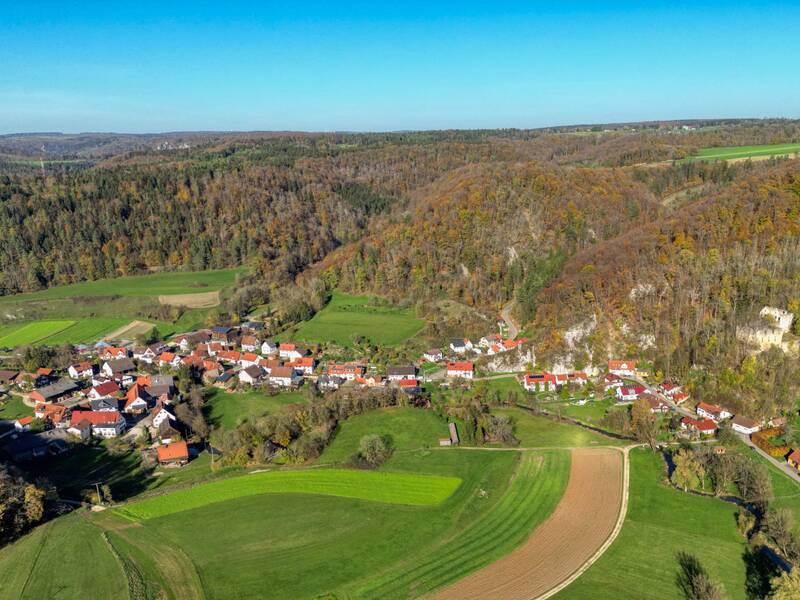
[{"x1": 736, "y1": 432, "x2": 800, "y2": 484}]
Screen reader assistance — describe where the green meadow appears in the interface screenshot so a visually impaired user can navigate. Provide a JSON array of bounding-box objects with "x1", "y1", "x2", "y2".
[
  {"x1": 205, "y1": 388, "x2": 309, "y2": 429},
  {"x1": 684, "y1": 142, "x2": 800, "y2": 163},
  {"x1": 493, "y1": 406, "x2": 624, "y2": 447},
  {"x1": 0, "y1": 445, "x2": 570, "y2": 600},
  {"x1": 289, "y1": 292, "x2": 424, "y2": 347}
]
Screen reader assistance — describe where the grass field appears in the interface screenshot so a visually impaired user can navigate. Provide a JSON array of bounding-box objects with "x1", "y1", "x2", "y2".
[
  {"x1": 493, "y1": 406, "x2": 623, "y2": 447},
  {"x1": 556, "y1": 449, "x2": 749, "y2": 600},
  {"x1": 289, "y1": 292, "x2": 424, "y2": 347},
  {"x1": 319, "y1": 407, "x2": 452, "y2": 464},
  {"x1": 0, "y1": 319, "x2": 75, "y2": 346},
  {"x1": 684, "y1": 142, "x2": 800, "y2": 163},
  {"x1": 0, "y1": 268, "x2": 244, "y2": 302},
  {"x1": 0, "y1": 394, "x2": 31, "y2": 420},
  {"x1": 117, "y1": 469, "x2": 463, "y2": 520},
  {"x1": 0, "y1": 442, "x2": 571, "y2": 600},
  {"x1": 205, "y1": 388, "x2": 308, "y2": 429},
  {"x1": 0, "y1": 317, "x2": 157, "y2": 347}
]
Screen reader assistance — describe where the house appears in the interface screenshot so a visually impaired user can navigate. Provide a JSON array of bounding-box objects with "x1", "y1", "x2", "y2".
[
  {"x1": 269, "y1": 366, "x2": 299, "y2": 388},
  {"x1": 216, "y1": 350, "x2": 242, "y2": 364},
  {"x1": 387, "y1": 365, "x2": 417, "y2": 381},
  {"x1": 240, "y1": 335, "x2": 260, "y2": 352},
  {"x1": 239, "y1": 352, "x2": 261, "y2": 368},
  {"x1": 90, "y1": 397, "x2": 119, "y2": 412},
  {"x1": 398, "y1": 379, "x2": 421, "y2": 395},
  {"x1": 279, "y1": 343, "x2": 306, "y2": 360},
  {"x1": 567, "y1": 372, "x2": 589, "y2": 386},
  {"x1": 136, "y1": 343, "x2": 167, "y2": 364},
  {"x1": 659, "y1": 381, "x2": 682, "y2": 397},
  {"x1": 123, "y1": 384, "x2": 151, "y2": 415},
  {"x1": 446, "y1": 361, "x2": 474, "y2": 380},
  {"x1": 449, "y1": 339, "x2": 473, "y2": 354},
  {"x1": 731, "y1": 415, "x2": 761, "y2": 435},
  {"x1": 317, "y1": 374, "x2": 344, "y2": 391},
  {"x1": 35, "y1": 403, "x2": 68, "y2": 426},
  {"x1": 616, "y1": 385, "x2": 645, "y2": 403},
  {"x1": 642, "y1": 394, "x2": 670, "y2": 414},
  {"x1": 479, "y1": 333, "x2": 502, "y2": 348},
  {"x1": 102, "y1": 358, "x2": 136, "y2": 380},
  {"x1": 14, "y1": 416, "x2": 34, "y2": 432},
  {"x1": 88, "y1": 381, "x2": 120, "y2": 400},
  {"x1": 286, "y1": 356, "x2": 315, "y2": 375},
  {"x1": 604, "y1": 373, "x2": 624, "y2": 390},
  {"x1": 211, "y1": 326, "x2": 236, "y2": 343},
  {"x1": 673, "y1": 391, "x2": 690, "y2": 405},
  {"x1": 100, "y1": 347, "x2": 129, "y2": 360},
  {"x1": 156, "y1": 441, "x2": 189, "y2": 466},
  {"x1": 147, "y1": 374, "x2": 174, "y2": 398},
  {"x1": 69, "y1": 410, "x2": 126, "y2": 438},
  {"x1": 0, "y1": 370, "x2": 19, "y2": 384},
  {"x1": 241, "y1": 320, "x2": 266, "y2": 332},
  {"x1": 608, "y1": 360, "x2": 637, "y2": 378},
  {"x1": 261, "y1": 339, "x2": 279, "y2": 355},
  {"x1": 788, "y1": 450, "x2": 800, "y2": 472},
  {"x1": 239, "y1": 365, "x2": 263, "y2": 385},
  {"x1": 67, "y1": 419, "x2": 91, "y2": 440},
  {"x1": 259, "y1": 358, "x2": 283, "y2": 374},
  {"x1": 360, "y1": 374, "x2": 385, "y2": 388},
  {"x1": 696, "y1": 402, "x2": 732, "y2": 422},
  {"x1": 151, "y1": 403, "x2": 176, "y2": 429},
  {"x1": 681, "y1": 416, "x2": 717, "y2": 436},
  {"x1": 326, "y1": 363, "x2": 365, "y2": 381},
  {"x1": 29, "y1": 378, "x2": 79, "y2": 404},
  {"x1": 423, "y1": 349, "x2": 443, "y2": 362},
  {"x1": 68, "y1": 362, "x2": 95, "y2": 379},
  {"x1": 158, "y1": 352, "x2": 182, "y2": 368},
  {"x1": 158, "y1": 418, "x2": 181, "y2": 443},
  {"x1": 172, "y1": 331, "x2": 210, "y2": 352},
  {"x1": 523, "y1": 373, "x2": 557, "y2": 392}
]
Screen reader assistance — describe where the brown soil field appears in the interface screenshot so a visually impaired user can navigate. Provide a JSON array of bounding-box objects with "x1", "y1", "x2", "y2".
[
  {"x1": 430, "y1": 447, "x2": 625, "y2": 600},
  {"x1": 158, "y1": 290, "x2": 220, "y2": 308}
]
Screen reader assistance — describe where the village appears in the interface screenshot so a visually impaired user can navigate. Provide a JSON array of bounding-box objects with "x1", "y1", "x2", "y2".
[{"x1": 1, "y1": 317, "x2": 798, "y2": 486}]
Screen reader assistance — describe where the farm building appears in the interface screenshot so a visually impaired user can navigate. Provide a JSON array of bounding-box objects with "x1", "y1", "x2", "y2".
[
  {"x1": 387, "y1": 365, "x2": 417, "y2": 381},
  {"x1": 788, "y1": 450, "x2": 800, "y2": 472},
  {"x1": 608, "y1": 360, "x2": 636, "y2": 378},
  {"x1": 696, "y1": 402, "x2": 732, "y2": 422},
  {"x1": 731, "y1": 415, "x2": 761, "y2": 435},
  {"x1": 446, "y1": 361, "x2": 474, "y2": 380},
  {"x1": 29, "y1": 378, "x2": 79, "y2": 404}
]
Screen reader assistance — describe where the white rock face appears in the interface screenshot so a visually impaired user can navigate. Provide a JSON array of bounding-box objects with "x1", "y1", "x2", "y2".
[
  {"x1": 629, "y1": 283, "x2": 655, "y2": 300},
  {"x1": 760, "y1": 306, "x2": 794, "y2": 334}
]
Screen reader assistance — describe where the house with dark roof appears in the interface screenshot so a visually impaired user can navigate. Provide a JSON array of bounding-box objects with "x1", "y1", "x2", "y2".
[
  {"x1": 387, "y1": 365, "x2": 417, "y2": 381},
  {"x1": 29, "y1": 378, "x2": 79, "y2": 404}
]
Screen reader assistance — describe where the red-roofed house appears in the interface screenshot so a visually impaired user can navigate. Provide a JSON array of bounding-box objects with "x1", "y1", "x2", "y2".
[
  {"x1": 123, "y1": 384, "x2": 150, "y2": 415},
  {"x1": 88, "y1": 381, "x2": 120, "y2": 400},
  {"x1": 240, "y1": 335, "x2": 259, "y2": 352},
  {"x1": 446, "y1": 362, "x2": 474, "y2": 380},
  {"x1": 156, "y1": 441, "x2": 189, "y2": 466},
  {"x1": 69, "y1": 410, "x2": 125, "y2": 438},
  {"x1": 523, "y1": 372, "x2": 557, "y2": 392},
  {"x1": 681, "y1": 416, "x2": 717, "y2": 436},
  {"x1": 68, "y1": 362, "x2": 95, "y2": 379},
  {"x1": 286, "y1": 356, "x2": 315, "y2": 375},
  {"x1": 14, "y1": 416, "x2": 34, "y2": 432},
  {"x1": 788, "y1": 450, "x2": 800, "y2": 472},
  {"x1": 101, "y1": 347, "x2": 129, "y2": 360},
  {"x1": 239, "y1": 352, "x2": 261, "y2": 368},
  {"x1": 326, "y1": 363, "x2": 364, "y2": 381},
  {"x1": 608, "y1": 360, "x2": 637, "y2": 378},
  {"x1": 279, "y1": 343, "x2": 305, "y2": 360},
  {"x1": 216, "y1": 350, "x2": 242, "y2": 364},
  {"x1": 604, "y1": 373, "x2": 624, "y2": 390},
  {"x1": 158, "y1": 352, "x2": 181, "y2": 368},
  {"x1": 616, "y1": 385, "x2": 645, "y2": 403}
]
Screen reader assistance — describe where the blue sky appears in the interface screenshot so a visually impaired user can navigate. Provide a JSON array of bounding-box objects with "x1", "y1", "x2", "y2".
[{"x1": 1, "y1": 1, "x2": 798, "y2": 133}]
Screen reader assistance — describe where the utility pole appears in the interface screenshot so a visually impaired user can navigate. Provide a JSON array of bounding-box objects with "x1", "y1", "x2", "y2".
[{"x1": 93, "y1": 482, "x2": 102, "y2": 506}]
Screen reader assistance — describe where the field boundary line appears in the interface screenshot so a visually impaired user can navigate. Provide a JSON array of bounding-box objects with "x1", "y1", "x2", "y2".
[
  {"x1": 18, "y1": 520, "x2": 53, "y2": 599},
  {"x1": 534, "y1": 445, "x2": 631, "y2": 600}
]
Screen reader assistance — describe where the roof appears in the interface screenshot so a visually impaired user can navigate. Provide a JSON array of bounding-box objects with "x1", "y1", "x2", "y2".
[
  {"x1": 270, "y1": 366, "x2": 295, "y2": 378},
  {"x1": 92, "y1": 381, "x2": 120, "y2": 396},
  {"x1": 447, "y1": 361, "x2": 474, "y2": 371},
  {"x1": 241, "y1": 352, "x2": 260, "y2": 362},
  {"x1": 608, "y1": 360, "x2": 636, "y2": 370},
  {"x1": 156, "y1": 441, "x2": 189, "y2": 461},
  {"x1": 158, "y1": 352, "x2": 176, "y2": 362},
  {"x1": 398, "y1": 379, "x2": 419, "y2": 388},
  {"x1": 450, "y1": 339, "x2": 467, "y2": 347},
  {"x1": 731, "y1": 415, "x2": 759, "y2": 429},
  {"x1": 125, "y1": 384, "x2": 150, "y2": 409},
  {"x1": 0, "y1": 370, "x2": 19, "y2": 381},
  {"x1": 105, "y1": 357, "x2": 136, "y2": 373},
  {"x1": 241, "y1": 335, "x2": 258, "y2": 346},
  {"x1": 36, "y1": 367, "x2": 54, "y2": 376},
  {"x1": 32, "y1": 378, "x2": 78, "y2": 401},
  {"x1": 387, "y1": 365, "x2": 416, "y2": 376},
  {"x1": 697, "y1": 401, "x2": 724, "y2": 415},
  {"x1": 279, "y1": 342, "x2": 296, "y2": 351},
  {"x1": 212, "y1": 326, "x2": 234, "y2": 334},
  {"x1": 241, "y1": 365, "x2": 262, "y2": 378},
  {"x1": 16, "y1": 416, "x2": 34, "y2": 425},
  {"x1": 789, "y1": 449, "x2": 800, "y2": 463},
  {"x1": 70, "y1": 410, "x2": 121, "y2": 427}
]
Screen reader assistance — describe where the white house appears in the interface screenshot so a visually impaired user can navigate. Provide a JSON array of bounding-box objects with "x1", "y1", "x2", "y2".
[
  {"x1": 387, "y1": 365, "x2": 417, "y2": 381},
  {"x1": 67, "y1": 362, "x2": 94, "y2": 379},
  {"x1": 88, "y1": 381, "x2": 120, "y2": 400},
  {"x1": 523, "y1": 373, "x2": 557, "y2": 392},
  {"x1": 449, "y1": 339, "x2": 473, "y2": 354},
  {"x1": 326, "y1": 363, "x2": 364, "y2": 381},
  {"x1": 616, "y1": 385, "x2": 644, "y2": 403},
  {"x1": 696, "y1": 402, "x2": 732, "y2": 422},
  {"x1": 479, "y1": 334, "x2": 502, "y2": 348},
  {"x1": 423, "y1": 349, "x2": 443, "y2": 362},
  {"x1": 240, "y1": 335, "x2": 260, "y2": 352},
  {"x1": 446, "y1": 361, "x2": 474, "y2": 380},
  {"x1": 151, "y1": 405, "x2": 176, "y2": 429},
  {"x1": 731, "y1": 415, "x2": 761, "y2": 435},
  {"x1": 239, "y1": 365, "x2": 263, "y2": 385},
  {"x1": 239, "y1": 353, "x2": 261, "y2": 369},
  {"x1": 261, "y1": 340, "x2": 279, "y2": 355},
  {"x1": 14, "y1": 416, "x2": 34, "y2": 432},
  {"x1": 269, "y1": 366, "x2": 299, "y2": 387},
  {"x1": 279, "y1": 343, "x2": 304, "y2": 360},
  {"x1": 608, "y1": 360, "x2": 637, "y2": 378}
]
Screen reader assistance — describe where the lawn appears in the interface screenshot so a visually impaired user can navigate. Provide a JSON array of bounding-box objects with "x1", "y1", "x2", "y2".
[
  {"x1": 205, "y1": 387, "x2": 309, "y2": 429},
  {"x1": 0, "y1": 513, "x2": 127, "y2": 600},
  {"x1": 684, "y1": 142, "x2": 800, "y2": 163},
  {"x1": 0, "y1": 319, "x2": 75, "y2": 347},
  {"x1": 555, "y1": 449, "x2": 749, "y2": 600},
  {"x1": 0, "y1": 268, "x2": 244, "y2": 302},
  {"x1": 319, "y1": 407, "x2": 452, "y2": 464},
  {"x1": 0, "y1": 394, "x2": 32, "y2": 420},
  {"x1": 289, "y1": 292, "x2": 424, "y2": 347},
  {"x1": 493, "y1": 406, "x2": 623, "y2": 447},
  {"x1": 39, "y1": 317, "x2": 132, "y2": 344}
]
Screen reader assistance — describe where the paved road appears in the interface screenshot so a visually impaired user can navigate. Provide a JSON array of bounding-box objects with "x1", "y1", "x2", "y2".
[
  {"x1": 501, "y1": 300, "x2": 520, "y2": 340},
  {"x1": 630, "y1": 376, "x2": 693, "y2": 418},
  {"x1": 736, "y1": 431, "x2": 800, "y2": 484}
]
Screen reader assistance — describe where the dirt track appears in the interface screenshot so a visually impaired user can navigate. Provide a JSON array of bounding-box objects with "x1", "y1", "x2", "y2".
[{"x1": 430, "y1": 447, "x2": 624, "y2": 600}]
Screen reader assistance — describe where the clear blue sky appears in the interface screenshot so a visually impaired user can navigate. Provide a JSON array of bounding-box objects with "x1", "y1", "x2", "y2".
[{"x1": 1, "y1": 1, "x2": 798, "y2": 133}]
